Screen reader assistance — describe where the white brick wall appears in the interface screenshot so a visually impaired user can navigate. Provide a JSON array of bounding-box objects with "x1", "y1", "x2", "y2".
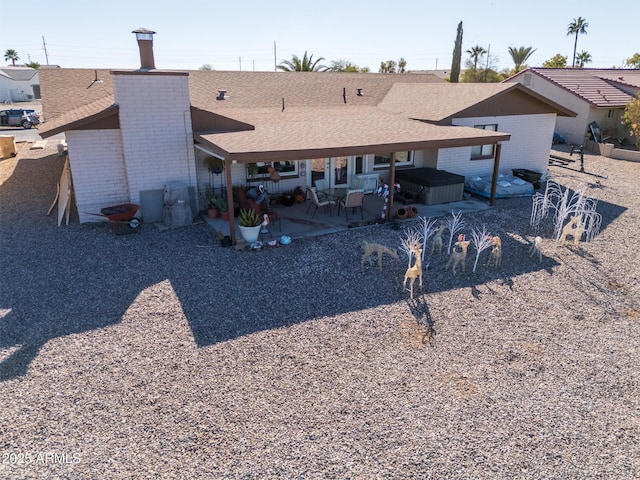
[
  {"x1": 441, "y1": 114, "x2": 556, "y2": 177},
  {"x1": 66, "y1": 130, "x2": 128, "y2": 223},
  {"x1": 114, "y1": 73, "x2": 196, "y2": 205}
]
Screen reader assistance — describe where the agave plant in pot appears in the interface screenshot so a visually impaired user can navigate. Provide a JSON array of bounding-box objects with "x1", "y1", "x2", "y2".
[{"x1": 238, "y1": 208, "x2": 262, "y2": 244}]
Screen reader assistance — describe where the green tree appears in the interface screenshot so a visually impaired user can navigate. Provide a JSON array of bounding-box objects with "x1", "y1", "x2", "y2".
[
  {"x1": 277, "y1": 51, "x2": 327, "y2": 72},
  {"x1": 542, "y1": 54, "x2": 568, "y2": 68},
  {"x1": 461, "y1": 68, "x2": 502, "y2": 83},
  {"x1": 575, "y1": 51, "x2": 592, "y2": 68},
  {"x1": 4, "y1": 49, "x2": 19, "y2": 66},
  {"x1": 378, "y1": 60, "x2": 397, "y2": 73},
  {"x1": 199, "y1": 64, "x2": 213, "y2": 71},
  {"x1": 450, "y1": 21, "x2": 463, "y2": 82},
  {"x1": 625, "y1": 53, "x2": 640, "y2": 68},
  {"x1": 397, "y1": 57, "x2": 407, "y2": 73},
  {"x1": 328, "y1": 59, "x2": 369, "y2": 73},
  {"x1": 622, "y1": 94, "x2": 640, "y2": 147},
  {"x1": 508, "y1": 46, "x2": 536, "y2": 73},
  {"x1": 25, "y1": 61, "x2": 40, "y2": 69},
  {"x1": 465, "y1": 45, "x2": 487, "y2": 70},
  {"x1": 567, "y1": 16, "x2": 588, "y2": 68}
]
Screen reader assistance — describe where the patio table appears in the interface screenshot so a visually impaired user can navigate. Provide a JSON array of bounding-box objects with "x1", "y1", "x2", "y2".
[{"x1": 324, "y1": 188, "x2": 349, "y2": 201}]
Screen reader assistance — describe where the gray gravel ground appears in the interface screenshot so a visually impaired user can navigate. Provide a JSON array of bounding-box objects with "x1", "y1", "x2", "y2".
[{"x1": 1, "y1": 144, "x2": 639, "y2": 479}]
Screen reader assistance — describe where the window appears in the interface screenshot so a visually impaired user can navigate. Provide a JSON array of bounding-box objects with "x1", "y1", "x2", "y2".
[
  {"x1": 471, "y1": 124, "x2": 497, "y2": 160},
  {"x1": 373, "y1": 151, "x2": 413, "y2": 168},
  {"x1": 246, "y1": 161, "x2": 298, "y2": 181}
]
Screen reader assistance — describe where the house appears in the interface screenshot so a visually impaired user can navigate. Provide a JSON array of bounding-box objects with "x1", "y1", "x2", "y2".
[
  {"x1": 506, "y1": 68, "x2": 640, "y2": 147},
  {"x1": 38, "y1": 30, "x2": 574, "y2": 243},
  {"x1": 0, "y1": 66, "x2": 41, "y2": 102}
]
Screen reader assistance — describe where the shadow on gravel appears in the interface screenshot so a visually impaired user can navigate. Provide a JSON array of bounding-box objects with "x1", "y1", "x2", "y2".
[{"x1": 0, "y1": 154, "x2": 629, "y2": 380}]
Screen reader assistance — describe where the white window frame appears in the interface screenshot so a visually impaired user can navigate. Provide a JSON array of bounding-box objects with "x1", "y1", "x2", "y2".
[
  {"x1": 373, "y1": 151, "x2": 414, "y2": 168},
  {"x1": 471, "y1": 124, "x2": 498, "y2": 160},
  {"x1": 246, "y1": 160, "x2": 298, "y2": 181}
]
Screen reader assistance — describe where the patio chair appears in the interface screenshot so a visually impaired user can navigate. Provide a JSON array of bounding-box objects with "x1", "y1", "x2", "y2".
[
  {"x1": 306, "y1": 187, "x2": 335, "y2": 218},
  {"x1": 314, "y1": 179, "x2": 329, "y2": 201},
  {"x1": 337, "y1": 189, "x2": 365, "y2": 222}
]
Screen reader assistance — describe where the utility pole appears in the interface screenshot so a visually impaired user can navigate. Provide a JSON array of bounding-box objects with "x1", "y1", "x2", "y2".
[
  {"x1": 484, "y1": 44, "x2": 490, "y2": 82},
  {"x1": 239, "y1": 57, "x2": 242, "y2": 71},
  {"x1": 273, "y1": 41, "x2": 277, "y2": 72},
  {"x1": 42, "y1": 36, "x2": 50, "y2": 65}
]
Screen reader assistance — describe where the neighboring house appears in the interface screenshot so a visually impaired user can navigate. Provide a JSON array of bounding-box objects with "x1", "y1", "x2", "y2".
[
  {"x1": 506, "y1": 68, "x2": 640, "y2": 146},
  {"x1": 0, "y1": 67, "x2": 40, "y2": 102},
  {"x1": 37, "y1": 31, "x2": 573, "y2": 231}
]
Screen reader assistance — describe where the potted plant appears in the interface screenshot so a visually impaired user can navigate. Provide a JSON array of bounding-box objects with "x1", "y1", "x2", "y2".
[
  {"x1": 207, "y1": 195, "x2": 220, "y2": 219},
  {"x1": 218, "y1": 198, "x2": 229, "y2": 221},
  {"x1": 238, "y1": 208, "x2": 262, "y2": 243}
]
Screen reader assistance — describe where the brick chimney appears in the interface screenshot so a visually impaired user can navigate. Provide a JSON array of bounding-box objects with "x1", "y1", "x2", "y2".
[{"x1": 131, "y1": 28, "x2": 156, "y2": 70}]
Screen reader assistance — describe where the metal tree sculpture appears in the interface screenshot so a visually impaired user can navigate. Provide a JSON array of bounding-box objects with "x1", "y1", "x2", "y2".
[
  {"x1": 417, "y1": 216, "x2": 438, "y2": 265},
  {"x1": 445, "y1": 210, "x2": 465, "y2": 255},
  {"x1": 470, "y1": 225, "x2": 494, "y2": 273}
]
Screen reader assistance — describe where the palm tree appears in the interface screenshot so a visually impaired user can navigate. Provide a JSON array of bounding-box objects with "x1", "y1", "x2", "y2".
[
  {"x1": 378, "y1": 60, "x2": 397, "y2": 73},
  {"x1": 508, "y1": 46, "x2": 536, "y2": 73},
  {"x1": 567, "y1": 17, "x2": 588, "y2": 68},
  {"x1": 397, "y1": 57, "x2": 407, "y2": 73},
  {"x1": 466, "y1": 45, "x2": 487, "y2": 70},
  {"x1": 575, "y1": 51, "x2": 592, "y2": 68},
  {"x1": 4, "y1": 49, "x2": 20, "y2": 66},
  {"x1": 277, "y1": 51, "x2": 327, "y2": 72}
]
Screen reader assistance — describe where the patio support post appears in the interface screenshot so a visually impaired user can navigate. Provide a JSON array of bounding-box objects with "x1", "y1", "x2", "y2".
[
  {"x1": 489, "y1": 143, "x2": 502, "y2": 207},
  {"x1": 388, "y1": 152, "x2": 396, "y2": 219},
  {"x1": 225, "y1": 159, "x2": 237, "y2": 245}
]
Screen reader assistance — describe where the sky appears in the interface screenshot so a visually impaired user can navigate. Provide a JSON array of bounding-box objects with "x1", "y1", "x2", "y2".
[{"x1": 2, "y1": 0, "x2": 636, "y2": 73}]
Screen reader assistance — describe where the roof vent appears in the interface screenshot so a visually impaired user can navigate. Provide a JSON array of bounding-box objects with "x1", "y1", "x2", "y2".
[
  {"x1": 356, "y1": 88, "x2": 363, "y2": 96},
  {"x1": 132, "y1": 28, "x2": 156, "y2": 70},
  {"x1": 216, "y1": 89, "x2": 227, "y2": 100}
]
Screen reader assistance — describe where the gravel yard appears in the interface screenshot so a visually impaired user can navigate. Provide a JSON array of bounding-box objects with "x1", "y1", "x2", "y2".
[{"x1": 1, "y1": 144, "x2": 638, "y2": 479}]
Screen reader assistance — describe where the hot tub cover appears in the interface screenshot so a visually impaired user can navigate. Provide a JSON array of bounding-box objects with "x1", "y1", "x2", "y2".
[{"x1": 395, "y1": 168, "x2": 465, "y2": 187}]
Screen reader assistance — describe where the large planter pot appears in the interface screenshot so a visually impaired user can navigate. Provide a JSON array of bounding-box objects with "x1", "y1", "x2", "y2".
[
  {"x1": 239, "y1": 225, "x2": 261, "y2": 244},
  {"x1": 395, "y1": 207, "x2": 409, "y2": 220}
]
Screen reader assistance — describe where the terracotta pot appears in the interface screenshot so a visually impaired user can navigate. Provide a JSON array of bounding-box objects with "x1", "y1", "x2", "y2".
[
  {"x1": 395, "y1": 207, "x2": 408, "y2": 220},
  {"x1": 207, "y1": 208, "x2": 218, "y2": 219},
  {"x1": 408, "y1": 206, "x2": 419, "y2": 218},
  {"x1": 220, "y1": 211, "x2": 230, "y2": 221}
]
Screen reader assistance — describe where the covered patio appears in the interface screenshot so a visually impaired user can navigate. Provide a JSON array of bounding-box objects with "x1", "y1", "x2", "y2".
[
  {"x1": 194, "y1": 106, "x2": 511, "y2": 245},
  {"x1": 202, "y1": 192, "x2": 492, "y2": 244}
]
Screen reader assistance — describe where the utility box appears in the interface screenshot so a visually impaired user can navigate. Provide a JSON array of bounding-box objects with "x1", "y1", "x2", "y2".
[
  {"x1": 163, "y1": 181, "x2": 193, "y2": 228},
  {"x1": 0, "y1": 136, "x2": 17, "y2": 158}
]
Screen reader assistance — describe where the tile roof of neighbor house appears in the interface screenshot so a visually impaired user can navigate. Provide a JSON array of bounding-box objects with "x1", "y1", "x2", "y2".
[
  {"x1": 0, "y1": 67, "x2": 39, "y2": 81},
  {"x1": 509, "y1": 68, "x2": 639, "y2": 107}
]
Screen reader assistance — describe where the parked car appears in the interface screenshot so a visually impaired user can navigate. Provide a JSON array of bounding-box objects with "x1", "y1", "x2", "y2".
[{"x1": 0, "y1": 109, "x2": 41, "y2": 129}]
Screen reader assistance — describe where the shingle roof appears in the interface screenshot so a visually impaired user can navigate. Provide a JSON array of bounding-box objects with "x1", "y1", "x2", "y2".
[
  {"x1": 196, "y1": 106, "x2": 510, "y2": 162},
  {"x1": 37, "y1": 95, "x2": 117, "y2": 136},
  {"x1": 39, "y1": 69, "x2": 114, "y2": 121},
  {"x1": 0, "y1": 67, "x2": 38, "y2": 82},
  {"x1": 510, "y1": 68, "x2": 638, "y2": 107}
]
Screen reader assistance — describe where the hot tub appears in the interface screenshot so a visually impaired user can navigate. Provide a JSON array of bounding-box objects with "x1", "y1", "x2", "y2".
[{"x1": 394, "y1": 168, "x2": 465, "y2": 205}]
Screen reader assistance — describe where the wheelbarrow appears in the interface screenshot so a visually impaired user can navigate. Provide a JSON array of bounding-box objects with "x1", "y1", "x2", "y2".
[{"x1": 89, "y1": 203, "x2": 142, "y2": 235}]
